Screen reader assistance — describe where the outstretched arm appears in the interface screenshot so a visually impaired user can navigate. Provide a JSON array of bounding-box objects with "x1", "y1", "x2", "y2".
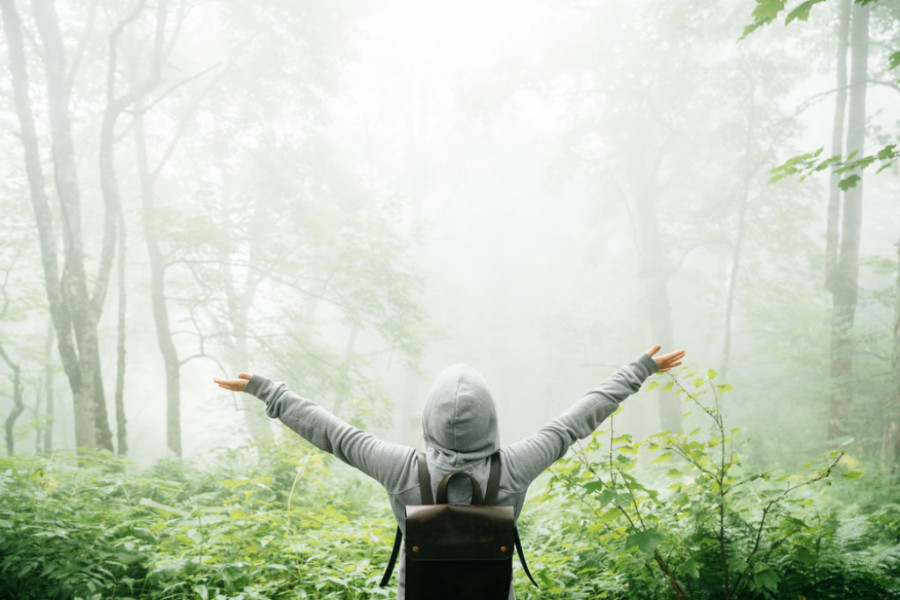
[
  {"x1": 501, "y1": 346, "x2": 684, "y2": 492},
  {"x1": 213, "y1": 374, "x2": 415, "y2": 492}
]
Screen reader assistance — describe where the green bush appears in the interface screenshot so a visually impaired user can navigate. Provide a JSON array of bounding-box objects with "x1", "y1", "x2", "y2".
[
  {"x1": 0, "y1": 443, "x2": 395, "y2": 600},
  {"x1": 1, "y1": 375, "x2": 898, "y2": 599},
  {"x1": 536, "y1": 371, "x2": 900, "y2": 600}
]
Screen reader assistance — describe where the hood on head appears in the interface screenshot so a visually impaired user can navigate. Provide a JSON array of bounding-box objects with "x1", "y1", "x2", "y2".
[{"x1": 422, "y1": 364, "x2": 499, "y2": 459}]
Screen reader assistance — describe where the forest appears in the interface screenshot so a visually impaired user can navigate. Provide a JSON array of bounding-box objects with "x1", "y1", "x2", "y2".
[{"x1": 0, "y1": 0, "x2": 898, "y2": 598}]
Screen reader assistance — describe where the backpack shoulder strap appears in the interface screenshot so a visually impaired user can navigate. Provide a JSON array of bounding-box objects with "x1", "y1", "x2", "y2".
[
  {"x1": 485, "y1": 451, "x2": 501, "y2": 504},
  {"x1": 380, "y1": 450, "x2": 432, "y2": 587},
  {"x1": 416, "y1": 450, "x2": 433, "y2": 504},
  {"x1": 379, "y1": 527, "x2": 403, "y2": 587},
  {"x1": 516, "y1": 529, "x2": 539, "y2": 587},
  {"x1": 486, "y1": 451, "x2": 539, "y2": 588}
]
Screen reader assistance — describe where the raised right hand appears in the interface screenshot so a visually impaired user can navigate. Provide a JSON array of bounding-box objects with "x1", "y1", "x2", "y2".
[{"x1": 646, "y1": 345, "x2": 685, "y2": 372}]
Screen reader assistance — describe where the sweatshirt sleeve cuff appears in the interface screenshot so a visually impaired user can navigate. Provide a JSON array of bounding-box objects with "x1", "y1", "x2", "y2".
[
  {"x1": 244, "y1": 374, "x2": 270, "y2": 399},
  {"x1": 636, "y1": 352, "x2": 659, "y2": 377}
]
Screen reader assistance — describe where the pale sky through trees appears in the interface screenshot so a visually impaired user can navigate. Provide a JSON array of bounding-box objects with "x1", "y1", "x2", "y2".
[{"x1": 0, "y1": 0, "x2": 897, "y2": 470}]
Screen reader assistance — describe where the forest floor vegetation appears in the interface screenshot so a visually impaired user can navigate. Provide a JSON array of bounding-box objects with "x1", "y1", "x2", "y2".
[{"x1": 0, "y1": 375, "x2": 898, "y2": 599}]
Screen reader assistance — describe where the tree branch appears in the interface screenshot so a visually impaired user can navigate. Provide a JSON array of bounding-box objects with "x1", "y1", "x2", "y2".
[{"x1": 64, "y1": 0, "x2": 99, "y2": 92}]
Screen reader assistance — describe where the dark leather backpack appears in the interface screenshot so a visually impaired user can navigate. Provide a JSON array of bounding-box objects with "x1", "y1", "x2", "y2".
[{"x1": 380, "y1": 451, "x2": 537, "y2": 600}]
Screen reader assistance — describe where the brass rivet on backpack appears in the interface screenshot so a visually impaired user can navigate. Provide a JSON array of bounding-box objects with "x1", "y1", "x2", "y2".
[
  {"x1": 500, "y1": 546, "x2": 507, "y2": 553},
  {"x1": 412, "y1": 546, "x2": 420, "y2": 553}
]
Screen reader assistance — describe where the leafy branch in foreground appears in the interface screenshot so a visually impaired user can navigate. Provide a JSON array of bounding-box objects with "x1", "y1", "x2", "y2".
[
  {"x1": 741, "y1": 0, "x2": 899, "y2": 195},
  {"x1": 769, "y1": 145, "x2": 899, "y2": 191},
  {"x1": 741, "y1": 0, "x2": 883, "y2": 39},
  {"x1": 545, "y1": 370, "x2": 851, "y2": 600}
]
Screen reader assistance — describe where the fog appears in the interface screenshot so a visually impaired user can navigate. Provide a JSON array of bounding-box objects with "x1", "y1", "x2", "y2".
[{"x1": 1, "y1": 0, "x2": 898, "y2": 474}]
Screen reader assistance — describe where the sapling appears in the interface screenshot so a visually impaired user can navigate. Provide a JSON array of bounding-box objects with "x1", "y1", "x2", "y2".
[{"x1": 547, "y1": 370, "x2": 845, "y2": 600}]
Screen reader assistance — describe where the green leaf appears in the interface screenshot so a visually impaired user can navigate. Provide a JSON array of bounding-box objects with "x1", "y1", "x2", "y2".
[
  {"x1": 754, "y1": 0, "x2": 785, "y2": 20},
  {"x1": 727, "y1": 555, "x2": 749, "y2": 574},
  {"x1": 652, "y1": 452, "x2": 673, "y2": 464},
  {"x1": 676, "y1": 557, "x2": 701, "y2": 579},
  {"x1": 842, "y1": 471, "x2": 863, "y2": 479},
  {"x1": 616, "y1": 492, "x2": 635, "y2": 506},
  {"x1": 138, "y1": 498, "x2": 188, "y2": 517},
  {"x1": 624, "y1": 528, "x2": 663, "y2": 554},
  {"x1": 583, "y1": 480, "x2": 605, "y2": 493},
  {"x1": 782, "y1": 515, "x2": 808, "y2": 529},
  {"x1": 753, "y1": 564, "x2": 780, "y2": 594},
  {"x1": 741, "y1": 21, "x2": 766, "y2": 39},
  {"x1": 706, "y1": 368, "x2": 717, "y2": 380},
  {"x1": 325, "y1": 575, "x2": 348, "y2": 588},
  {"x1": 889, "y1": 51, "x2": 900, "y2": 71},
  {"x1": 838, "y1": 174, "x2": 861, "y2": 191},
  {"x1": 875, "y1": 144, "x2": 898, "y2": 160},
  {"x1": 597, "y1": 507, "x2": 620, "y2": 523},
  {"x1": 645, "y1": 381, "x2": 660, "y2": 391},
  {"x1": 596, "y1": 488, "x2": 617, "y2": 508},
  {"x1": 785, "y1": 0, "x2": 826, "y2": 25},
  {"x1": 795, "y1": 545, "x2": 817, "y2": 565}
]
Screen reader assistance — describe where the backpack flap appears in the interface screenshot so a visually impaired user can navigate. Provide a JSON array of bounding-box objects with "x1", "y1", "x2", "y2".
[{"x1": 405, "y1": 504, "x2": 515, "y2": 561}]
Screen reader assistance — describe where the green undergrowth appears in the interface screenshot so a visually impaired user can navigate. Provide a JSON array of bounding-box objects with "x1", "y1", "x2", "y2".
[
  {"x1": 526, "y1": 370, "x2": 900, "y2": 600},
  {"x1": 0, "y1": 442, "x2": 395, "y2": 600},
  {"x1": 1, "y1": 375, "x2": 899, "y2": 599}
]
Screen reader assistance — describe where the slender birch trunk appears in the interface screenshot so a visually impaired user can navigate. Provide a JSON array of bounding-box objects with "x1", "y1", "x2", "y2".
[{"x1": 828, "y1": 2, "x2": 869, "y2": 441}]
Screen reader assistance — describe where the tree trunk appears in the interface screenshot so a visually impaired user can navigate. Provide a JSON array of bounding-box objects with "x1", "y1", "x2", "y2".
[
  {"x1": 721, "y1": 84, "x2": 758, "y2": 381},
  {"x1": 2, "y1": 0, "x2": 106, "y2": 451},
  {"x1": 43, "y1": 319, "x2": 55, "y2": 454},
  {"x1": 135, "y1": 108, "x2": 183, "y2": 458},
  {"x1": 825, "y1": 0, "x2": 851, "y2": 293},
  {"x1": 114, "y1": 207, "x2": 128, "y2": 455},
  {"x1": 625, "y1": 120, "x2": 680, "y2": 432},
  {"x1": 881, "y1": 230, "x2": 900, "y2": 481},
  {"x1": 102, "y1": 0, "x2": 168, "y2": 457},
  {"x1": 721, "y1": 188, "x2": 749, "y2": 382},
  {"x1": 0, "y1": 342, "x2": 24, "y2": 456},
  {"x1": 234, "y1": 276, "x2": 269, "y2": 444},
  {"x1": 33, "y1": 0, "x2": 116, "y2": 451},
  {"x1": 828, "y1": 2, "x2": 869, "y2": 442},
  {"x1": 213, "y1": 152, "x2": 269, "y2": 445}
]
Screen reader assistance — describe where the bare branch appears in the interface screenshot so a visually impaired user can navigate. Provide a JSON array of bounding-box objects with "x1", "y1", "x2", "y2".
[
  {"x1": 134, "y1": 61, "x2": 220, "y2": 116},
  {"x1": 149, "y1": 63, "x2": 226, "y2": 180},
  {"x1": 869, "y1": 79, "x2": 900, "y2": 96},
  {"x1": 670, "y1": 373, "x2": 720, "y2": 424},
  {"x1": 64, "y1": 0, "x2": 99, "y2": 92}
]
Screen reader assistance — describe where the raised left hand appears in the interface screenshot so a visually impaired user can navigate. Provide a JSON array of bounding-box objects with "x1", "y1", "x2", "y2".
[{"x1": 213, "y1": 372, "x2": 252, "y2": 392}]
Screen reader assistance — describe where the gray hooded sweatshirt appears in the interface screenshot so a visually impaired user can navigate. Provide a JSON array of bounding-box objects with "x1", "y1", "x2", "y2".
[{"x1": 244, "y1": 352, "x2": 658, "y2": 599}]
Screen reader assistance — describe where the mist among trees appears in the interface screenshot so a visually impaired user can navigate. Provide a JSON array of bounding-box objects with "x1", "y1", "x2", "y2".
[{"x1": 0, "y1": 0, "x2": 898, "y2": 598}]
